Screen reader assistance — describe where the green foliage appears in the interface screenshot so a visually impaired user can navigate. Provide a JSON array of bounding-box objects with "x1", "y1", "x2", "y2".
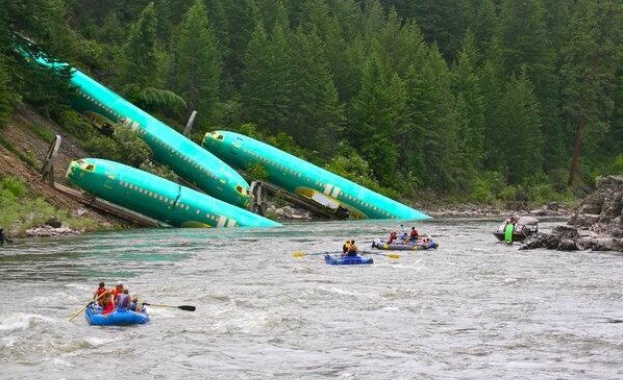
[
  {"x1": 9, "y1": 0, "x2": 623, "y2": 206},
  {"x1": 0, "y1": 55, "x2": 16, "y2": 126},
  {"x1": 497, "y1": 68, "x2": 544, "y2": 185},
  {"x1": 468, "y1": 171, "x2": 506, "y2": 203},
  {"x1": 610, "y1": 155, "x2": 623, "y2": 174},
  {"x1": 123, "y1": 85, "x2": 187, "y2": 116},
  {"x1": 245, "y1": 162, "x2": 269, "y2": 181},
  {"x1": 526, "y1": 182, "x2": 569, "y2": 205},
  {"x1": 119, "y1": 2, "x2": 163, "y2": 89},
  {"x1": 56, "y1": 110, "x2": 93, "y2": 137},
  {"x1": 170, "y1": 0, "x2": 222, "y2": 130},
  {"x1": 112, "y1": 126, "x2": 152, "y2": 167},
  {"x1": 30, "y1": 122, "x2": 55, "y2": 143},
  {"x1": 83, "y1": 125, "x2": 151, "y2": 167},
  {"x1": 324, "y1": 149, "x2": 400, "y2": 199},
  {"x1": 138, "y1": 161, "x2": 179, "y2": 182},
  {"x1": 82, "y1": 134, "x2": 118, "y2": 160},
  {"x1": 0, "y1": 175, "x2": 99, "y2": 233},
  {"x1": 0, "y1": 134, "x2": 40, "y2": 168},
  {"x1": 0, "y1": 176, "x2": 27, "y2": 198}
]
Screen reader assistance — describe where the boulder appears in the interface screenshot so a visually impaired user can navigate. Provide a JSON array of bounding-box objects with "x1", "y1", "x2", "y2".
[{"x1": 520, "y1": 175, "x2": 623, "y2": 252}]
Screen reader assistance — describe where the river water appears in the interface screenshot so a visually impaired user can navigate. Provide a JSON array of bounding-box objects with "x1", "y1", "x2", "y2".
[{"x1": 1, "y1": 218, "x2": 622, "y2": 380}]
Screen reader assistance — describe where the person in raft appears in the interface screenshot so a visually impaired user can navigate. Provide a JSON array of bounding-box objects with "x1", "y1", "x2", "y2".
[
  {"x1": 342, "y1": 240, "x2": 351, "y2": 254},
  {"x1": 110, "y1": 281, "x2": 124, "y2": 300},
  {"x1": 101, "y1": 291, "x2": 114, "y2": 315},
  {"x1": 345, "y1": 240, "x2": 358, "y2": 256},
  {"x1": 409, "y1": 227, "x2": 419, "y2": 243},
  {"x1": 93, "y1": 281, "x2": 107, "y2": 305},
  {"x1": 129, "y1": 297, "x2": 146, "y2": 313},
  {"x1": 115, "y1": 288, "x2": 131, "y2": 311},
  {"x1": 386, "y1": 231, "x2": 398, "y2": 245}
]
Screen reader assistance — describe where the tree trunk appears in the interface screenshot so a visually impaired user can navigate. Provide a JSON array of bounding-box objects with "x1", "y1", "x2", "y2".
[{"x1": 568, "y1": 115, "x2": 586, "y2": 187}]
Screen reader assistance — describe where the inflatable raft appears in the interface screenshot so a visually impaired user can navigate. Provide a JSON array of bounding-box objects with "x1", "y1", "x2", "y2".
[
  {"x1": 371, "y1": 238, "x2": 438, "y2": 251},
  {"x1": 324, "y1": 254, "x2": 373, "y2": 265},
  {"x1": 85, "y1": 304, "x2": 150, "y2": 326}
]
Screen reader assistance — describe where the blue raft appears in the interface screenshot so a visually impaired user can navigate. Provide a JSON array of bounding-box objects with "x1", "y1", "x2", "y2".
[
  {"x1": 85, "y1": 304, "x2": 150, "y2": 326},
  {"x1": 324, "y1": 254, "x2": 374, "y2": 265}
]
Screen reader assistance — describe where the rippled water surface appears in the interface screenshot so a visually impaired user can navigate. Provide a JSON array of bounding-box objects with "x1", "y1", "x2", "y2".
[{"x1": 1, "y1": 218, "x2": 622, "y2": 380}]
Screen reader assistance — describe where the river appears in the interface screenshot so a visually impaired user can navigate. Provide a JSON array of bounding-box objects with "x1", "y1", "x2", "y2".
[{"x1": 1, "y1": 218, "x2": 622, "y2": 380}]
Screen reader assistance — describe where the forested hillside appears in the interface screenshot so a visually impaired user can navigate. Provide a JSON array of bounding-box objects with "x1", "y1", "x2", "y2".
[{"x1": 1, "y1": 0, "x2": 622, "y2": 206}]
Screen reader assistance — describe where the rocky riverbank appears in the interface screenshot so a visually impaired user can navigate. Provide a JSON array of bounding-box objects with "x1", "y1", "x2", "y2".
[
  {"x1": 13, "y1": 200, "x2": 572, "y2": 240},
  {"x1": 267, "y1": 200, "x2": 572, "y2": 221},
  {"x1": 520, "y1": 175, "x2": 623, "y2": 252}
]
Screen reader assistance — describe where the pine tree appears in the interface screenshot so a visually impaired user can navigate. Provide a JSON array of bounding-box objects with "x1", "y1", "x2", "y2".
[
  {"x1": 452, "y1": 30, "x2": 485, "y2": 175},
  {"x1": 499, "y1": 0, "x2": 561, "y2": 174},
  {"x1": 498, "y1": 68, "x2": 543, "y2": 185},
  {"x1": 120, "y1": 2, "x2": 162, "y2": 89},
  {"x1": 171, "y1": 0, "x2": 222, "y2": 130},
  {"x1": 241, "y1": 23, "x2": 294, "y2": 134},
  {"x1": 404, "y1": 44, "x2": 462, "y2": 192},
  {"x1": 288, "y1": 28, "x2": 344, "y2": 156},
  {"x1": 560, "y1": 0, "x2": 623, "y2": 186},
  {"x1": 349, "y1": 50, "x2": 406, "y2": 186},
  {"x1": 221, "y1": 0, "x2": 261, "y2": 91}
]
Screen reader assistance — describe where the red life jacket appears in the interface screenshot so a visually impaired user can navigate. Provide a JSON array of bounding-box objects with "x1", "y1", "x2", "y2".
[{"x1": 102, "y1": 300, "x2": 114, "y2": 315}]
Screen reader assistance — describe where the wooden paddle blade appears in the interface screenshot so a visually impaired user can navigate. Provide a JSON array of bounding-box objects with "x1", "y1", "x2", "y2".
[
  {"x1": 178, "y1": 305, "x2": 196, "y2": 311},
  {"x1": 387, "y1": 253, "x2": 400, "y2": 259},
  {"x1": 292, "y1": 251, "x2": 306, "y2": 258}
]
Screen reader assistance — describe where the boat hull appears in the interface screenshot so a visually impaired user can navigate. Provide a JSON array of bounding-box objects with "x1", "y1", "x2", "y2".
[
  {"x1": 324, "y1": 254, "x2": 373, "y2": 265},
  {"x1": 493, "y1": 217, "x2": 539, "y2": 243},
  {"x1": 85, "y1": 305, "x2": 149, "y2": 326},
  {"x1": 492, "y1": 231, "x2": 528, "y2": 243}
]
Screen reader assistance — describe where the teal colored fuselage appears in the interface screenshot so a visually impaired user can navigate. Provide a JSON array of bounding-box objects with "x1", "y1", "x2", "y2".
[
  {"x1": 22, "y1": 50, "x2": 250, "y2": 209},
  {"x1": 202, "y1": 131, "x2": 431, "y2": 221},
  {"x1": 65, "y1": 158, "x2": 281, "y2": 228}
]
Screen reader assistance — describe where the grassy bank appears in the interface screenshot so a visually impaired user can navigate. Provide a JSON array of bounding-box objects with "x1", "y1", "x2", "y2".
[{"x1": 0, "y1": 175, "x2": 102, "y2": 237}]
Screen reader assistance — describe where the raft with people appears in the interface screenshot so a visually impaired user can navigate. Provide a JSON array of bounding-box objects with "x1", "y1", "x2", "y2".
[
  {"x1": 85, "y1": 303, "x2": 149, "y2": 326},
  {"x1": 324, "y1": 253, "x2": 374, "y2": 265},
  {"x1": 371, "y1": 238, "x2": 439, "y2": 251},
  {"x1": 371, "y1": 227, "x2": 439, "y2": 251}
]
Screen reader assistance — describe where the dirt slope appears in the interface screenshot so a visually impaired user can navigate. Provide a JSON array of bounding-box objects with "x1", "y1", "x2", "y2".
[{"x1": 0, "y1": 105, "x2": 122, "y2": 225}]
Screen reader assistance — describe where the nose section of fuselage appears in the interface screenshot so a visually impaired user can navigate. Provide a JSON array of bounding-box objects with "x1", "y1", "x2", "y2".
[
  {"x1": 202, "y1": 131, "x2": 224, "y2": 152},
  {"x1": 66, "y1": 159, "x2": 96, "y2": 180}
]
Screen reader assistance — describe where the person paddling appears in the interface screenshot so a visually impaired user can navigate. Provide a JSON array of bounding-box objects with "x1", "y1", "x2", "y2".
[
  {"x1": 386, "y1": 231, "x2": 397, "y2": 245},
  {"x1": 342, "y1": 240, "x2": 351, "y2": 254},
  {"x1": 111, "y1": 281, "x2": 124, "y2": 300},
  {"x1": 93, "y1": 281, "x2": 107, "y2": 305},
  {"x1": 101, "y1": 291, "x2": 114, "y2": 315},
  {"x1": 346, "y1": 240, "x2": 358, "y2": 256},
  {"x1": 116, "y1": 288, "x2": 131, "y2": 311},
  {"x1": 409, "y1": 227, "x2": 419, "y2": 243}
]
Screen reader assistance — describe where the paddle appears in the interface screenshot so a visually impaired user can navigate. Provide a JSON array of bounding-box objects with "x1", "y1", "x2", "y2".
[
  {"x1": 69, "y1": 291, "x2": 106, "y2": 322},
  {"x1": 359, "y1": 250, "x2": 400, "y2": 259},
  {"x1": 142, "y1": 303, "x2": 196, "y2": 312},
  {"x1": 293, "y1": 250, "x2": 399, "y2": 259},
  {"x1": 292, "y1": 251, "x2": 340, "y2": 258}
]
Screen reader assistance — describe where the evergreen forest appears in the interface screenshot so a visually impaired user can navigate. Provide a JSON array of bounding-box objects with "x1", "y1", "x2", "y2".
[{"x1": 1, "y1": 0, "x2": 623, "y2": 206}]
